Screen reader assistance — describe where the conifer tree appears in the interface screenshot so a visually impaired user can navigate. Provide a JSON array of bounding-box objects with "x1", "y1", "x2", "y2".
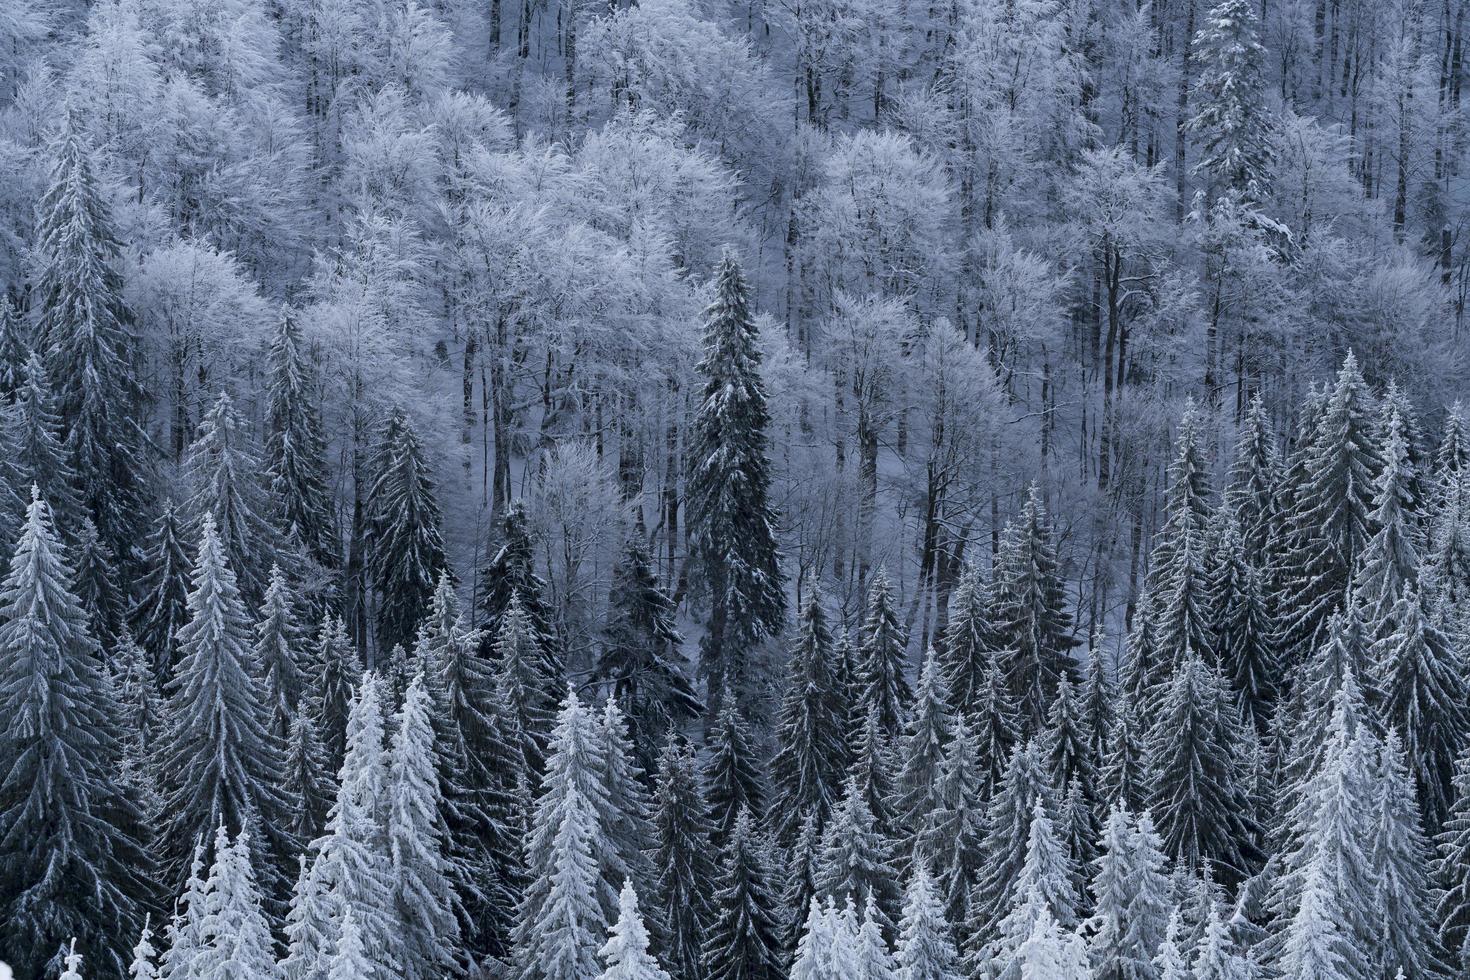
[
  {"x1": 780, "y1": 811, "x2": 823, "y2": 963},
  {"x1": 1043, "y1": 677, "x2": 1099, "y2": 849},
  {"x1": 1101, "y1": 691, "x2": 1151, "y2": 812},
  {"x1": 597, "y1": 535, "x2": 701, "y2": 769},
  {"x1": 0, "y1": 296, "x2": 26, "y2": 402},
  {"x1": 1437, "y1": 744, "x2": 1470, "y2": 968},
  {"x1": 0, "y1": 491, "x2": 147, "y2": 978},
  {"x1": 918, "y1": 712, "x2": 988, "y2": 920},
  {"x1": 857, "y1": 567, "x2": 911, "y2": 741},
  {"x1": 311, "y1": 613, "x2": 357, "y2": 771},
  {"x1": 183, "y1": 392, "x2": 280, "y2": 606},
  {"x1": 1354, "y1": 426, "x2": 1421, "y2": 637},
  {"x1": 257, "y1": 563, "x2": 309, "y2": 741},
  {"x1": 1080, "y1": 640, "x2": 1115, "y2": 780},
  {"x1": 1085, "y1": 807, "x2": 1172, "y2": 980},
  {"x1": 492, "y1": 590, "x2": 560, "y2": 777},
  {"x1": 686, "y1": 252, "x2": 786, "y2": 716},
  {"x1": 599, "y1": 881, "x2": 671, "y2": 980},
  {"x1": 1207, "y1": 515, "x2": 1279, "y2": 730},
  {"x1": 186, "y1": 825, "x2": 280, "y2": 980},
  {"x1": 32, "y1": 113, "x2": 149, "y2": 564},
  {"x1": 130, "y1": 499, "x2": 192, "y2": 684},
  {"x1": 128, "y1": 914, "x2": 158, "y2": 980},
  {"x1": 3, "y1": 353, "x2": 80, "y2": 539},
  {"x1": 972, "y1": 664, "x2": 1021, "y2": 800},
  {"x1": 989, "y1": 802, "x2": 1080, "y2": 978},
  {"x1": 284, "y1": 708, "x2": 332, "y2": 843},
  {"x1": 72, "y1": 516, "x2": 121, "y2": 648},
  {"x1": 704, "y1": 808, "x2": 783, "y2": 980},
  {"x1": 265, "y1": 310, "x2": 338, "y2": 570},
  {"x1": 280, "y1": 853, "x2": 333, "y2": 980},
  {"x1": 968, "y1": 741, "x2": 1057, "y2": 952},
  {"x1": 707, "y1": 690, "x2": 766, "y2": 843},
  {"x1": 112, "y1": 631, "x2": 164, "y2": 758},
  {"x1": 938, "y1": 563, "x2": 996, "y2": 715},
  {"x1": 894, "y1": 864, "x2": 959, "y2": 980},
  {"x1": 652, "y1": 735, "x2": 718, "y2": 980},
  {"x1": 58, "y1": 940, "x2": 84, "y2": 980},
  {"x1": 366, "y1": 408, "x2": 447, "y2": 655},
  {"x1": 990, "y1": 486, "x2": 1075, "y2": 732},
  {"x1": 479, "y1": 500, "x2": 558, "y2": 656},
  {"x1": 1146, "y1": 655, "x2": 1260, "y2": 886},
  {"x1": 1277, "y1": 861, "x2": 1358, "y2": 980},
  {"x1": 1188, "y1": 0, "x2": 1275, "y2": 208},
  {"x1": 853, "y1": 893, "x2": 898, "y2": 980},
  {"x1": 157, "y1": 513, "x2": 295, "y2": 900},
  {"x1": 1015, "y1": 909, "x2": 1089, "y2": 980},
  {"x1": 1226, "y1": 394, "x2": 1281, "y2": 566},
  {"x1": 892, "y1": 648, "x2": 950, "y2": 844},
  {"x1": 596, "y1": 697, "x2": 659, "y2": 920},
  {"x1": 1368, "y1": 730, "x2": 1446, "y2": 978},
  {"x1": 815, "y1": 775, "x2": 900, "y2": 938},
  {"x1": 788, "y1": 900, "x2": 856, "y2": 980},
  {"x1": 1189, "y1": 904, "x2": 1252, "y2": 980},
  {"x1": 1150, "y1": 405, "x2": 1215, "y2": 597},
  {"x1": 846, "y1": 703, "x2": 899, "y2": 839},
  {"x1": 771, "y1": 591, "x2": 849, "y2": 842}
]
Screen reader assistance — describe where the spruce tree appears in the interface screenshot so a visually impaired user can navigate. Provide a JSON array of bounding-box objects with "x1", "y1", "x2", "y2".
[
  {"x1": 1149, "y1": 404, "x2": 1215, "y2": 597},
  {"x1": 492, "y1": 589, "x2": 559, "y2": 778},
  {"x1": 972, "y1": 664, "x2": 1021, "y2": 801},
  {"x1": 280, "y1": 853, "x2": 334, "y2": 980},
  {"x1": 388, "y1": 673, "x2": 463, "y2": 980},
  {"x1": 703, "y1": 808, "x2": 783, "y2": 980},
  {"x1": 183, "y1": 391, "x2": 280, "y2": 606},
  {"x1": 157, "y1": 513, "x2": 295, "y2": 901},
  {"x1": 256, "y1": 563, "x2": 309, "y2": 741},
  {"x1": 815, "y1": 775, "x2": 900, "y2": 939},
  {"x1": 780, "y1": 811, "x2": 823, "y2": 963},
  {"x1": 129, "y1": 914, "x2": 158, "y2": 980},
  {"x1": 846, "y1": 703, "x2": 899, "y2": 840},
  {"x1": 130, "y1": 499, "x2": 192, "y2": 684},
  {"x1": 918, "y1": 712, "x2": 987, "y2": 920},
  {"x1": 854, "y1": 894, "x2": 899, "y2": 980},
  {"x1": 32, "y1": 112, "x2": 149, "y2": 565},
  {"x1": 652, "y1": 735, "x2": 718, "y2": 980},
  {"x1": 1188, "y1": 0, "x2": 1275, "y2": 208},
  {"x1": 596, "y1": 697, "x2": 659, "y2": 922},
  {"x1": 599, "y1": 881, "x2": 672, "y2": 980},
  {"x1": 707, "y1": 690, "x2": 766, "y2": 843},
  {"x1": 989, "y1": 802, "x2": 1080, "y2": 978},
  {"x1": 366, "y1": 407, "x2": 447, "y2": 656},
  {"x1": 967, "y1": 740, "x2": 1057, "y2": 954},
  {"x1": 310, "y1": 613, "x2": 357, "y2": 772},
  {"x1": 990, "y1": 486, "x2": 1075, "y2": 733},
  {"x1": 1368, "y1": 730, "x2": 1446, "y2": 978},
  {"x1": 1226, "y1": 393, "x2": 1281, "y2": 567},
  {"x1": 686, "y1": 252, "x2": 786, "y2": 716},
  {"x1": 771, "y1": 591, "x2": 848, "y2": 842},
  {"x1": 597, "y1": 534, "x2": 701, "y2": 770},
  {"x1": 112, "y1": 631, "x2": 165, "y2": 758},
  {"x1": 72, "y1": 516, "x2": 121, "y2": 649},
  {"x1": 857, "y1": 567, "x2": 911, "y2": 742},
  {"x1": 1437, "y1": 745, "x2": 1470, "y2": 969},
  {"x1": 479, "y1": 500, "x2": 558, "y2": 657},
  {"x1": 3, "y1": 353, "x2": 80, "y2": 539},
  {"x1": 894, "y1": 863, "x2": 960, "y2": 980},
  {"x1": 1043, "y1": 677, "x2": 1099, "y2": 851},
  {"x1": 0, "y1": 491, "x2": 148, "y2": 977},
  {"x1": 938, "y1": 562, "x2": 995, "y2": 716},
  {"x1": 265, "y1": 310, "x2": 338, "y2": 570},
  {"x1": 1207, "y1": 515, "x2": 1279, "y2": 731},
  {"x1": 1354, "y1": 425, "x2": 1421, "y2": 636},
  {"x1": 186, "y1": 825, "x2": 280, "y2": 980},
  {"x1": 1100, "y1": 691, "x2": 1150, "y2": 813},
  {"x1": 328, "y1": 908, "x2": 375, "y2": 980},
  {"x1": 284, "y1": 708, "x2": 332, "y2": 843},
  {"x1": 0, "y1": 296, "x2": 26, "y2": 402},
  {"x1": 1085, "y1": 807, "x2": 1172, "y2": 980},
  {"x1": 892, "y1": 648, "x2": 950, "y2": 845}
]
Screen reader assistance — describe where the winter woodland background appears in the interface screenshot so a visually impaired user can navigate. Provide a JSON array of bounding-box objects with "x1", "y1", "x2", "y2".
[{"x1": 7, "y1": 0, "x2": 1470, "y2": 974}]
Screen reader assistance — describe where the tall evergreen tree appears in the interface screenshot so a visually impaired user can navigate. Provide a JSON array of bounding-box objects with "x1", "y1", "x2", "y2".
[
  {"x1": 1206, "y1": 515, "x2": 1279, "y2": 730},
  {"x1": 988, "y1": 802, "x2": 1080, "y2": 979},
  {"x1": 130, "y1": 499, "x2": 192, "y2": 685},
  {"x1": 1367, "y1": 730, "x2": 1447, "y2": 978},
  {"x1": 1226, "y1": 394, "x2": 1281, "y2": 566},
  {"x1": 310, "y1": 613, "x2": 357, "y2": 772},
  {"x1": 3, "y1": 353, "x2": 79, "y2": 541},
  {"x1": 596, "y1": 697, "x2": 659, "y2": 923},
  {"x1": 707, "y1": 690, "x2": 765, "y2": 843},
  {"x1": 894, "y1": 863, "x2": 959, "y2": 980},
  {"x1": 492, "y1": 590, "x2": 559, "y2": 778},
  {"x1": 919, "y1": 712, "x2": 988, "y2": 920},
  {"x1": 938, "y1": 562, "x2": 995, "y2": 716},
  {"x1": 892, "y1": 648, "x2": 950, "y2": 846},
  {"x1": 856, "y1": 567, "x2": 911, "y2": 742},
  {"x1": 1437, "y1": 744, "x2": 1470, "y2": 969},
  {"x1": 1084, "y1": 807, "x2": 1172, "y2": 980},
  {"x1": 0, "y1": 491, "x2": 148, "y2": 977},
  {"x1": 686, "y1": 251, "x2": 786, "y2": 716},
  {"x1": 652, "y1": 735, "x2": 718, "y2": 980},
  {"x1": 72, "y1": 516, "x2": 121, "y2": 649},
  {"x1": 31, "y1": 112, "x2": 149, "y2": 565},
  {"x1": 967, "y1": 741, "x2": 1057, "y2": 954},
  {"x1": 284, "y1": 708, "x2": 332, "y2": 844},
  {"x1": 183, "y1": 825, "x2": 280, "y2": 980},
  {"x1": 1354, "y1": 425, "x2": 1421, "y2": 636},
  {"x1": 479, "y1": 500, "x2": 557, "y2": 654},
  {"x1": 1187, "y1": 0, "x2": 1275, "y2": 208},
  {"x1": 771, "y1": 591, "x2": 849, "y2": 842},
  {"x1": 0, "y1": 296, "x2": 26, "y2": 402},
  {"x1": 703, "y1": 808, "x2": 782, "y2": 980},
  {"x1": 256, "y1": 563, "x2": 309, "y2": 741},
  {"x1": 815, "y1": 775, "x2": 900, "y2": 939},
  {"x1": 1149, "y1": 404, "x2": 1215, "y2": 597},
  {"x1": 366, "y1": 408, "x2": 447, "y2": 656},
  {"x1": 265, "y1": 310, "x2": 338, "y2": 570},
  {"x1": 599, "y1": 882, "x2": 671, "y2": 980}
]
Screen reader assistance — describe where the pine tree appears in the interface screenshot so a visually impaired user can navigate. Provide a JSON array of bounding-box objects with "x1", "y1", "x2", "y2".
[
  {"x1": 1188, "y1": 0, "x2": 1275, "y2": 208},
  {"x1": 780, "y1": 811, "x2": 823, "y2": 963},
  {"x1": 972, "y1": 664, "x2": 1021, "y2": 800},
  {"x1": 257, "y1": 563, "x2": 309, "y2": 741},
  {"x1": 311, "y1": 613, "x2": 357, "y2": 771},
  {"x1": 72, "y1": 516, "x2": 121, "y2": 648},
  {"x1": 1207, "y1": 515, "x2": 1279, "y2": 730},
  {"x1": 704, "y1": 808, "x2": 782, "y2": 980},
  {"x1": 157, "y1": 513, "x2": 295, "y2": 900},
  {"x1": 128, "y1": 914, "x2": 158, "y2": 980},
  {"x1": 0, "y1": 491, "x2": 147, "y2": 978},
  {"x1": 1015, "y1": 909, "x2": 1089, "y2": 980},
  {"x1": 492, "y1": 590, "x2": 560, "y2": 778},
  {"x1": 892, "y1": 648, "x2": 950, "y2": 845},
  {"x1": 186, "y1": 825, "x2": 280, "y2": 980},
  {"x1": 0, "y1": 296, "x2": 27, "y2": 402},
  {"x1": 265, "y1": 310, "x2": 338, "y2": 570},
  {"x1": 130, "y1": 499, "x2": 192, "y2": 684},
  {"x1": 1354, "y1": 425, "x2": 1422, "y2": 636},
  {"x1": 32, "y1": 113, "x2": 149, "y2": 564},
  {"x1": 1189, "y1": 904, "x2": 1252, "y2": 980},
  {"x1": 1373, "y1": 589, "x2": 1470, "y2": 828},
  {"x1": 707, "y1": 690, "x2": 765, "y2": 843},
  {"x1": 853, "y1": 893, "x2": 898, "y2": 980},
  {"x1": 479, "y1": 500, "x2": 558, "y2": 658},
  {"x1": 183, "y1": 391, "x2": 280, "y2": 606},
  {"x1": 894, "y1": 864, "x2": 959, "y2": 980},
  {"x1": 686, "y1": 252, "x2": 786, "y2": 716},
  {"x1": 1150, "y1": 404, "x2": 1216, "y2": 598},
  {"x1": 918, "y1": 712, "x2": 987, "y2": 920},
  {"x1": 1043, "y1": 677, "x2": 1099, "y2": 854},
  {"x1": 1101, "y1": 690, "x2": 1151, "y2": 812},
  {"x1": 597, "y1": 535, "x2": 701, "y2": 770},
  {"x1": 1368, "y1": 730, "x2": 1447, "y2": 978},
  {"x1": 389, "y1": 673, "x2": 463, "y2": 980},
  {"x1": 599, "y1": 881, "x2": 671, "y2": 980},
  {"x1": 1080, "y1": 640, "x2": 1115, "y2": 784},
  {"x1": 57, "y1": 940, "x2": 84, "y2": 980},
  {"x1": 3, "y1": 353, "x2": 80, "y2": 539},
  {"x1": 989, "y1": 802, "x2": 1080, "y2": 978},
  {"x1": 1085, "y1": 807, "x2": 1172, "y2": 980},
  {"x1": 1436, "y1": 744, "x2": 1470, "y2": 967},
  {"x1": 596, "y1": 697, "x2": 659, "y2": 922},
  {"x1": 938, "y1": 562, "x2": 995, "y2": 716},
  {"x1": 1122, "y1": 592, "x2": 1163, "y2": 708},
  {"x1": 967, "y1": 741, "x2": 1057, "y2": 955},
  {"x1": 284, "y1": 708, "x2": 332, "y2": 843},
  {"x1": 847, "y1": 703, "x2": 899, "y2": 840},
  {"x1": 990, "y1": 486, "x2": 1075, "y2": 733},
  {"x1": 771, "y1": 591, "x2": 849, "y2": 844},
  {"x1": 112, "y1": 631, "x2": 164, "y2": 758},
  {"x1": 1277, "y1": 860, "x2": 1357, "y2": 980},
  {"x1": 281, "y1": 853, "x2": 334, "y2": 980},
  {"x1": 514, "y1": 690, "x2": 616, "y2": 977},
  {"x1": 816, "y1": 775, "x2": 900, "y2": 938},
  {"x1": 1146, "y1": 655, "x2": 1260, "y2": 887},
  {"x1": 788, "y1": 900, "x2": 855, "y2": 980},
  {"x1": 162, "y1": 837, "x2": 209, "y2": 980},
  {"x1": 857, "y1": 568, "x2": 911, "y2": 742},
  {"x1": 1226, "y1": 393, "x2": 1281, "y2": 567},
  {"x1": 366, "y1": 408, "x2": 447, "y2": 655},
  {"x1": 329, "y1": 907, "x2": 375, "y2": 980}
]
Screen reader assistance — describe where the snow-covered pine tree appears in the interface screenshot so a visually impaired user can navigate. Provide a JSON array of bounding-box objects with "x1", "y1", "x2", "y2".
[
  {"x1": 851, "y1": 893, "x2": 897, "y2": 980},
  {"x1": 1100, "y1": 689, "x2": 1151, "y2": 812},
  {"x1": 846, "y1": 703, "x2": 899, "y2": 840},
  {"x1": 1189, "y1": 904, "x2": 1252, "y2": 980},
  {"x1": 310, "y1": 613, "x2": 357, "y2": 772},
  {"x1": 1015, "y1": 909, "x2": 1088, "y2": 980},
  {"x1": 989, "y1": 485, "x2": 1075, "y2": 733},
  {"x1": 491, "y1": 590, "x2": 560, "y2": 778},
  {"x1": 1146, "y1": 654, "x2": 1260, "y2": 887},
  {"x1": 388, "y1": 673, "x2": 463, "y2": 980},
  {"x1": 1226, "y1": 393, "x2": 1281, "y2": 567},
  {"x1": 0, "y1": 491, "x2": 148, "y2": 978},
  {"x1": 57, "y1": 940, "x2": 84, "y2": 980},
  {"x1": 937, "y1": 562, "x2": 995, "y2": 716},
  {"x1": 1436, "y1": 744, "x2": 1470, "y2": 969},
  {"x1": 1368, "y1": 730, "x2": 1447, "y2": 978},
  {"x1": 128, "y1": 914, "x2": 157, "y2": 980},
  {"x1": 479, "y1": 500, "x2": 558, "y2": 660},
  {"x1": 918, "y1": 711, "x2": 987, "y2": 920},
  {"x1": 788, "y1": 900, "x2": 852, "y2": 980},
  {"x1": 686, "y1": 251, "x2": 786, "y2": 718},
  {"x1": 1353, "y1": 425, "x2": 1422, "y2": 638},
  {"x1": 1149, "y1": 404, "x2": 1215, "y2": 598},
  {"x1": 892, "y1": 647, "x2": 949, "y2": 847},
  {"x1": 1080, "y1": 639, "x2": 1115, "y2": 783},
  {"x1": 0, "y1": 296, "x2": 25, "y2": 402},
  {"x1": 157, "y1": 513, "x2": 295, "y2": 901},
  {"x1": 894, "y1": 863, "x2": 959, "y2": 980},
  {"x1": 597, "y1": 534, "x2": 701, "y2": 771},
  {"x1": 183, "y1": 391, "x2": 281, "y2": 606},
  {"x1": 130, "y1": 499, "x2": 192, "y2": 683},
  {"x1": 816, "y1": 775, "x2": 901, "y2": 939},
  {"x1": 280, "y1": 853, "x2": 334, "y2": 980},
  {"x1": 3, "y1": 353, "x2": 81, "y2": 540},
  {"x1": 1187, "y1": 0, "x2": 1275, "y2": 209},
  {"x1": 112, "y1": 631, "x2": 164, "y2": 758},
  {"x1": 1206, "y1": 513, "x2": 1279, "y2": 731},
  {"x1": 308, "y1": 672, "x2": 398, "y2": 976},
  {"x1": 857, "y1": 567, "x2": 911, "y2": 742},
  {"x1": 186, "y1": 825, "x2": 280, "y2": 980},
  {"x1": 706, "y1": 690, "x2": 765, "y2": 842},
  {"x1": 599, "y1": 881, "x2": 671, "y2": 980},
  {"x1": 971, "y1": 664, "x2": 1021, "y2": 801},
  {"x1": 1121, "y1": 591, "x2": 1163, "y2": 709},
  {"x1": 31, "y1": 113, "x2": 149, "y2": 566},
  {"x1": 257, "y1": 563, "x2": 309, "y2": 741},
  {"x1": 284, "y1": 708, "x2": 332, "y2": 843},
  {"x1": 596, "y1": 697, "x2": 659, "y2": 921},
  {"x1": 1277, "y1": 860, "x2": 1357, "y2": 980},
  {"x1": 1372, "y1": 589, "x2": 1470, "y2": 829},
  {"x1": 513, "y1": 689, "x2": 616, "y2": 977},
  {"x1": 988, "y1": 802, "x2": 1080, "y2": 979},
  {"x1": 703, "y1": 807, "x2": 782, "y2": 980},
  {"x1": 366, "y1": 407, "x2": 447, "y2": 656},
  {"x1": 1043, "y1": 677, "x2": 1099, "y2": 858},
  {"x1": 265, "y1": 310, "x2": 338, "y2": 571},
  {"x1": 72, "y1": 516, "x2": 121, "y2": 648},
  {"x1": 1084, "y1": 806, "x2": 1172, "y2": 980},
  {"x1": 328, "y1": 907, "x2": 375, "y2": 980},
  {"x1": 771, "y1": 590, "x2": 849, "y2": 842}
]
